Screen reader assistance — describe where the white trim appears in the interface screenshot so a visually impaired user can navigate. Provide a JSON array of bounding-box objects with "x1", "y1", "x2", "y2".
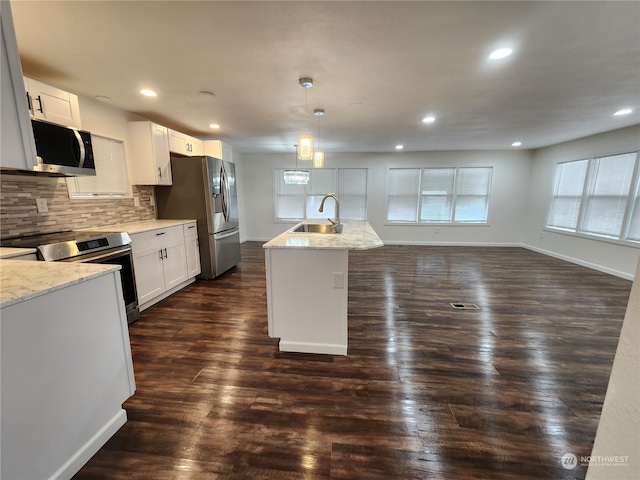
[
  {"x1": 279, "y1": 340, "x2": 347, "y2": 356},
  {"x1": 384, "y1": 240, "x2": 521, "y2": 247},
  {"x1": 48, "y1": 410, "x2": 127, "y2": 480},
  {"x1": 139, "y1": 277, "x2": 195, "y2": 312}
]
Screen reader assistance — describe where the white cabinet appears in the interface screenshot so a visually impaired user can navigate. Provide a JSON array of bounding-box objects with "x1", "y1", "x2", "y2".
[
  {"x1": 131, "y1": 225, "x2": 187, "y2": 307},
  {"x1": 0, "y1": 2, "x2": 38, "y2": 171},
  {"x1": 127, "y1": 121, "x2": 172, "y2": 185},
  {"x1": 184, "y1": 221, "x2": 201, "y2": 278},
  {"x1": 203, "y1": 140, "x2": 232, "y2": 161},
  {"x1": 24, "y1": 77, "x2": 82, "y2": 129},
  {"x1": 169, "y1": 129, "x2": 203, "y2": 157}
]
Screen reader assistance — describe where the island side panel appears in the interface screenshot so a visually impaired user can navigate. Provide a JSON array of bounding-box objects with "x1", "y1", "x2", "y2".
[
  {"x1": 0, "y1": 271, "x2": 135, "y2": 480},
  {"x1": 265, "y1": 248, "x2": 349, "y2": 355}
]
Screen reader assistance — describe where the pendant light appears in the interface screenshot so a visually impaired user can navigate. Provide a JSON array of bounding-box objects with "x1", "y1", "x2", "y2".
[
  {"x1": 313, "y1": 108, "x2": 325, "y2": 168},
  {"x1": 297, "y1": 78, "x2": 314, "y2": 161},
  {"x1": 284, "y1": 144, "x2": 309, "y2": 185}
]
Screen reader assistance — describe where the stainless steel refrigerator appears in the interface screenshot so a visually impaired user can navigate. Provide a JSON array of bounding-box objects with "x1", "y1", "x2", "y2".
[{"x1": 155, "y1": 155, "x2": 241, "y2": 279}]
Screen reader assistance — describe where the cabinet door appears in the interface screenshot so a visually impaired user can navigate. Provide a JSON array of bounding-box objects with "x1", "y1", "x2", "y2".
[
  {"x1": 168, "y1": 129, "x2": 188, "y2": 156},
  {"x1": 132, "y1": 244, "x2": 166, "y2": 304},
  {"x1": 185, "y1": 235, "x2": 201, "y2": 278},
  {"x1": 1, "y1": 3, "x2": 38, "y2": 171},
  {"x1": 24, "y1": 77, "x2": 82, "y2": 128},
  {"x1": 151, "y1": 123, "x2": 172, "y2": 185},
  {"x1": 162, "y1": 238, "x2": 188, "y2": 290},
  {"x1": 187, "y1": 137, "x2": 203, "y2": 156}
]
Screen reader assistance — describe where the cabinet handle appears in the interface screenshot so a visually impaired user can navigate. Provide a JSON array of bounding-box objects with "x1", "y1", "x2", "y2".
[
  {"x1": 164, "y1": 248, "x2": 168, "y2": 259},
  {"x1": 158, "y1": 166, "x2": 162, "y2": 179},
  {"x1": 188, "y1": 225, "x2": 196, "y2": 229},
  {"x1": 26, "y1": 92, "x2": 33, "y2": 113},
  {"x1": 35, "y1": 95, "x2": 43, "y2": 113},
  {"x1": 155, "y1": 232, "x2": 166, "y2": 236},
  {"x1": 159, "y1": 249, "x2": 164, "y2": 260}
]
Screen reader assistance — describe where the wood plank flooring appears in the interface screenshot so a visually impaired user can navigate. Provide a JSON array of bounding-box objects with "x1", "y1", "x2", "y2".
[{"x1": 73, "y1": 243, "x2": 632, "y2": 480}]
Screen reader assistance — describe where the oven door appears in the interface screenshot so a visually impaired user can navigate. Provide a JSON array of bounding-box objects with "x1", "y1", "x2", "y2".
[{"x1": 62, "y1": 246, "x2": 140, "y2": 324}]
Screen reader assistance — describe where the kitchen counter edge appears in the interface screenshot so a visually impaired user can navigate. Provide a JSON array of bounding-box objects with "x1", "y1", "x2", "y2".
[
  {"x1": 76, "y1": 218, "x2": 197, "y2": 235},
  {"x1": 262, "y1": 220, "x2": 383, "y2": 250}
]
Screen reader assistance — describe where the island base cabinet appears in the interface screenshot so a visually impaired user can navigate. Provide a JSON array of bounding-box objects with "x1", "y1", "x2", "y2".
[
  {"x1": 265, "y1": 248, "x2": 349, "y2": 355},
  {"x1": 1, "y1": 271, "x2": 135, "y2": 480}
]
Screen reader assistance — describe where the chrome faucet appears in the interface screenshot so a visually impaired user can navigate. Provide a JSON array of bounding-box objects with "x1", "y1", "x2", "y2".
[{"x1": 319, "y1": 193, "x2": 341, "y2": 233}]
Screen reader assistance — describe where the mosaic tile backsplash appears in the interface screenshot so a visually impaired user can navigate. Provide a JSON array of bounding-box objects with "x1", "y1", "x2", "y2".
[{"x1": 0, "y1": 174, "x2": 156, "y2": 239}]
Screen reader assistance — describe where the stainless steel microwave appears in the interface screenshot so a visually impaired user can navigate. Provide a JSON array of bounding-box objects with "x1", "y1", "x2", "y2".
[{"x1": 31, "y1": 119, "x2": 96, "y2": 176}]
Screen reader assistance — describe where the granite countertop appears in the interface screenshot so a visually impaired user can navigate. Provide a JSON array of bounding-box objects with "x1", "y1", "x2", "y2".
[
  {"x1": 77, "y1": 219, "x2": 196, "y2": 235},
  {"x1": 0, "y1": 247, "x2": 37, "y2": 259},
  {"x1": 263, "y1": 220, "x2": 383, "y2": 250},
  {"x1": 0, "y1": 260, "x2": 120, "y2": 308}
]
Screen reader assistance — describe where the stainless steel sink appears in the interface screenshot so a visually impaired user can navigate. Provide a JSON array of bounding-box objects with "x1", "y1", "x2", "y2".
[{"x1": 291, "y1": 223, "x2": 342, "y2": 234}]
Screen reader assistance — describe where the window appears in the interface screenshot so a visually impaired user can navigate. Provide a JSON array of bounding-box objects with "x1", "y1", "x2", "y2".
[
  {"x1": 66, "y1": 134, "x2": 130, "y2": 197},
  {"x1": 546, "y1": 152, "x2": 640, "y2": 243},
  {"x1": 274, "y1": 168, "x2": 368, "y2": 221},
  {"x1": 386, "y1": 167, "x2": 492, "y2": 224}
]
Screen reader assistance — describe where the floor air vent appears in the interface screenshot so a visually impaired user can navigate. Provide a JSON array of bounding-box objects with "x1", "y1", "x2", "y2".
[{"x1": 450, "y1": 303, "x2": 479, "y2": 310}]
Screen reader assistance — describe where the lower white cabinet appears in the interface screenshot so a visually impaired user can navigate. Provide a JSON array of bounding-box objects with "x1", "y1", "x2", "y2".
[
  {"x1": 184, "y1": 221, "x2": 201, "y2": 278},
  {"x1": 130, "y1": 222, "x2": 199, "y2": 310}
]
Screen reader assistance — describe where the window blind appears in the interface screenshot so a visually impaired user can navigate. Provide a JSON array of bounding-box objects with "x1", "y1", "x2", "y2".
[{"x1": 547, "y1": 159, "x2": 588, "y2": 229}]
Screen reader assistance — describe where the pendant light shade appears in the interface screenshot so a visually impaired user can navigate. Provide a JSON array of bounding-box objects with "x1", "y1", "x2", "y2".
[
  {"x1": 297, "y1": 134, "x2": 314, "y2": 161},
  {"x1": 313, "y1": 151, "x2": 324, "y2": 168}
]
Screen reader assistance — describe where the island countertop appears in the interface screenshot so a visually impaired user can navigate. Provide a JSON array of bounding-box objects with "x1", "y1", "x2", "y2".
[
  {"x1": 0, "y1": 260, "x2": 120, "y2": 308},
  {"x1": 263, "y1": 220, "x2": 383, "y2": 250}
]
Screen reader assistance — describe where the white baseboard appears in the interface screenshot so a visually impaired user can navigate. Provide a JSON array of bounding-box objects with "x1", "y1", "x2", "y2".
[
  {"x1": 383, "y1": 240, "x2": 521, "y2": 247},
  {"x1": 279, "y1": 340, "x2": 347, "y2": 356},
  {"x1": 139, "y1": 277, "x2": 196, "y2": 312},
  {"x1": 49, "y1": 409, "x2": 127, "y2": 480},
  {"x1": 523, "y1": 244, "x2": 634, "y2": 280}
]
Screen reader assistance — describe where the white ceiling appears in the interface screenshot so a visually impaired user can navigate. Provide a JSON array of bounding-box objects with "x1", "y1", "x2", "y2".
[{"x1": 10, "y1": 0, "x2": 640, "y2": 154}]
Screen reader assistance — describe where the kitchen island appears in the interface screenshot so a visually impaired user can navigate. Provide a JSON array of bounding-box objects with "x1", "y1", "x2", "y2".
[
  {"x1": 1, "y1": 259, "x2": 135, "y2": 480},
  {"x1": 263, "y1": 220, "x2": 383, "y2": 355}
]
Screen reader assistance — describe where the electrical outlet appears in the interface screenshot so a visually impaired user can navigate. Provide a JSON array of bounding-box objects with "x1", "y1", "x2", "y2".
[
  {"x1": 133, "y1": 196, "x2": 140, "y2": 207},
  {"x1": 35, "y1": 198, "x2": 48, "y2": 213},
  {"x1": 333, "y1": 272, "x2": 344, "y2": 289}
]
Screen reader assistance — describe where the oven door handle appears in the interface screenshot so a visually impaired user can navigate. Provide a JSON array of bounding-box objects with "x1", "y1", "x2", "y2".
[{"x1": 76, "y1": 247, "x2": 132, "y2": 263}]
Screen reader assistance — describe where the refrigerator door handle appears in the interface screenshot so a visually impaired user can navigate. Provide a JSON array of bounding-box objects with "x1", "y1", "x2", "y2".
[
  {"x1": 220, "y1": 163, "x2": 230, "y2": 222},
  {"x1": 214, "y1": 228, "x2": 239, "y2": 240}
]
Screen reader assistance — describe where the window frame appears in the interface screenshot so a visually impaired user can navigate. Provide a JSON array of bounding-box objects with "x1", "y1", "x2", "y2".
[
  {"x1": 273, "y1": 167, "x2": 369, "y2": 223},
  {"x1": 545, "y1": 151, "x2": 640, "y2": 246},
  {"x1": 385, "y1": 166, "x2": 493, "y2": 226}
]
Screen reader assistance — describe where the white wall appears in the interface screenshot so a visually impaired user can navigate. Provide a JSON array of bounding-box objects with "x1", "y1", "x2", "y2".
[
  {"x1": 524, "y1": 125, "x2": 640, "y2": 279},
  {"x1": 242, "y1": 150, "x2": 533, "y2": 245}
]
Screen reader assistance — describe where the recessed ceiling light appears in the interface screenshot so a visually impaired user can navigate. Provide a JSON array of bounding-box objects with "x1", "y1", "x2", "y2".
[
  {"x1": 209, "y1": 124, "x2": 221, "y2": 129},
  {"x1": 395, "y1": 145, "x2": 404, "y2": 150},
  {"x1": 199, "y1": 90, "x2": 216, "y2": 99},
  {"x1": 613, "y1": 108, "x2": 633, "y2": 116},
  {"x1": 140, "y1": 89, "x2": 157, "y2": 97},
  {"x1": 489, "y1": 48, "x2": 513, "y2": 60},
  {"x1": 422, "y1": 116, "x2": 436, "y2": 124},
  {"x1": 512, "y1": 141, "x2": 522, "y2": 147}
]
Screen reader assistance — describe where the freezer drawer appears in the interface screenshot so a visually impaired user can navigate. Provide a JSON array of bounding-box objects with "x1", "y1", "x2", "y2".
[{"x1": 213, "y1": 228, "x2": 241, "y2": 276}]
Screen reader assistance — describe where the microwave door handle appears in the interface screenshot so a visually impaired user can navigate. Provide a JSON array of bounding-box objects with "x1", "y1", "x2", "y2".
[{"x1": 72, "y1": 129, "x2": 86, "y2": 168}]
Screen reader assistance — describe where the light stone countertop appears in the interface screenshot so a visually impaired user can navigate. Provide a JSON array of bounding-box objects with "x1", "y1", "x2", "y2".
[
  {"x1": 263, "y1": 220, "x2": 383, "y2": 250},
  {"x1": 0, "y1": 247, "x2": 37, "y2": 259},
  {"x1": 77, "y1": 218, "x2": 196, "y2": 235},
  {"x1": 0, "y1": 259, "x2": 120, "y2": 308}
]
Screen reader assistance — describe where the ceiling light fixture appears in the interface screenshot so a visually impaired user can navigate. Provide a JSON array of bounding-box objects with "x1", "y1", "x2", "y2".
[
  {"x1": 284, "y1": 144, "x2": 310, "y2": 185},
  {"x1": 140, "y1": 89, "x2": 157, "y2": 97},
  {"x1": 199, "y1": 90, "x2": 216, "y2": 99},
  {"x1": 489, "y1": 48, "x2": 513, "y2": 60},
  {"x1": 613, "y1": 108, "x2": 633, "y2": 116},
  {"x1": 313, "y1": 108, "x2": 325, "y2": 168},
  {"x1": 395, "y1": 145, "x2": 404, "y2": 150},
  {"x1": 422, "y1": 115, "x2": 436, "y2": 124},
  {"x1": 209, "y1": 123, "x2": 221, "y2": 129},
  {"x1": 297, "y1": 78, "x2": 314, "y2": 161},
  {"x1": 512, "y1": 141, "x2": 522, "y2": 147}
]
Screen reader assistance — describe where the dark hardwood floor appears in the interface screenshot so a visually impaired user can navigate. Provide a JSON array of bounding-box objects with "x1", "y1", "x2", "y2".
[{"x1": 74, "y1": 242, "x2": 632, "y2": 480}]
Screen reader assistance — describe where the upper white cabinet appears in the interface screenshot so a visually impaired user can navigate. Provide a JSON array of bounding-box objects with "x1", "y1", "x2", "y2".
[
  {"x1": 24, "y1": 77, "x2": 82, "y2": 129},
  {"x1": 0, "y1": 2, "x2": 37, "y2": 171},
  {"x1": 127, "y1": 121, "x2": 172, "y2": 185},
  {"x1": 203, "y1": 140, "x2": 232, "y2": 161},
  {"x1": 169, "y1": 129, "x2": 203, "y2": 157}
]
